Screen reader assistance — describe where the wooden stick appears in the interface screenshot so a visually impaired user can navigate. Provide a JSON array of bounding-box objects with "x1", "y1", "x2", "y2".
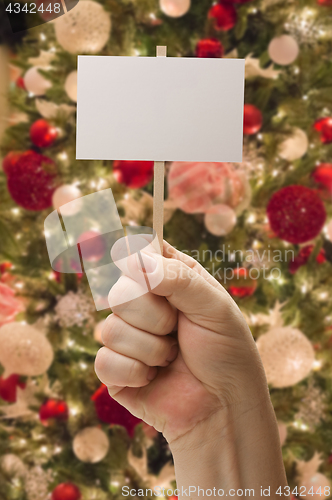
[{"x1": 153, "y1": 46, "x2": 167, "y2": 253}]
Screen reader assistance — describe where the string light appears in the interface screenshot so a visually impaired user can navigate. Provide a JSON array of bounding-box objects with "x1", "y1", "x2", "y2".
[
  {"x1": 11, "y1": 208, "x2": 20, "y2": 215},
  {"x1": 247, "y1": 213, "x2": 256, "y2": 223},
  {"x1": 312, "y1": 359, "x2": 323, "y2": 371},
  {"x1": 40, "y1": 33, "x2": 46, "y2": 41}
]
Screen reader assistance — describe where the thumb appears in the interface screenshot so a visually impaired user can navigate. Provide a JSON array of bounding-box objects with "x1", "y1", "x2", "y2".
[{"x1": 111, "y1": 235, "x2": 245, "y2": 337}]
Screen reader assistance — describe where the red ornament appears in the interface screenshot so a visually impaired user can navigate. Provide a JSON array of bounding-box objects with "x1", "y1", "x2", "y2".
[
  {"x1": 39, "y1": 399, "x2": 69, "y2": 423},
  {"x1": 208, "y1": 2, "x2": 237, "y2": 31},
  {"x1": 289, "y1": 245, "x2": 326, "y2": 274},
  {"x1": 317, "y1": 0, "x2": 332, "y2": 6},
  {"x1": 328, "y1": 454, "x2": 332, "y2": 464},
  {"x1": 2, "y1": 151, "x2": 27, "y2": 176},
  {"x1": 7, "y1": 151, "x2": 58, "y2": 211},
  {"x1": 112, "y1": 160, "x2": 154, "y2": 188},
  {"x1": 227, "y1": 268, "x2": 257, "y2": 298},
  {"x1": 77, "y1": 230, "x2": 106, "y2": 263},
  {"x1": 91, "y1": 384, "x2": 141, "y2": 436},
  {"x1": 16, "y1": 76, "x2": 26, "y2": 90},
  {"x1": 52, "y1": 483, "x2": 81, "y2": 500},
  {"x1": 314, "y1": 117, "x2": 332, "y2": 144},
  {"x1": 196, "y1": 39, "x2": 224, "y2": 58},
  {"x1": 0, "y1": 374, "x2": 26, "y2": 403},
  {"x1": 267, "y1": 185, "x2": 326, "y2": 244},
  {"x1": 312, "y1": 163, "x2": 332, "y2": 196},
  {"x1": 243, "y1": 104, "x2": 263, "y2": 135},
  {"x1": 30, "y1": 119, "x2": 58, "y2": 148}
]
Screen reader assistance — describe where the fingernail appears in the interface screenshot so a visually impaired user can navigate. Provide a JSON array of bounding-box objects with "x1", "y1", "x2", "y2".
[
  {"x1": 136, "y1": 252, "x2": 157, "y2": 273},
  {"x1": 166, "y1": 344, "x2": 178, "y2": 363},
  {"x1": 147, "y1": 366, "x2": 158, "y2": 381}
]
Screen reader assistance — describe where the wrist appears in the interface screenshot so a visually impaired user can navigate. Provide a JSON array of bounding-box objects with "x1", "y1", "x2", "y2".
[{"x1": 168, "y1": 393, "x2": 288, "y2": 499}]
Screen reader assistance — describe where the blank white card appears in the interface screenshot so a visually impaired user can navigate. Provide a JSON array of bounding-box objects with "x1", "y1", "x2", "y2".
[{"x1": 76, "y1": 55, "x2": 245, "y2": 163}]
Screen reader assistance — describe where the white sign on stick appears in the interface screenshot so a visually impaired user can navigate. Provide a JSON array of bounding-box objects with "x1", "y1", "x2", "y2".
[{"x1": 76, "y1": 55, "x2": 245, "y2": 163}]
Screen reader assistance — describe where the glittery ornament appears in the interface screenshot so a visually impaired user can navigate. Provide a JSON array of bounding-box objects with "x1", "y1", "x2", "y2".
[
  {"x1": 243, "y1": 104, "x2": 263, "y2": 135},
  {"x1": 204, "y1": 204, "x2": 237, "y2": 236},
  {"x1": 54, "y1": 1, "x2": 111, "y2": 54},
  {"x1": 52, "y1": 483, "x2": 81, "y2": 500},
  {"x1": 25, "y1": 466, "x2": 53, "y2": 500},
  {"x1": 267, "y1": 185, "x2": 326, "y2": 244},
  {"x1": 7, "y1": 151, "x2": 58, "y2": 211},
  {"x1": 30, "y1": 119, "x2": 58, "y2": 148},
  {"x1": 196, "y1": 39, "x2": 224, "y2": 58},
  {"x1": 159, "y1": 0, "x2": 190, "y2": 17},
  {"x1": 23, "y1": 66, "x2": 51, "y2": 96},
  {"x1": 64, "y1": 71, "x2": 77, "y2": 102},
  {"x1": 279, "y1": 128, "x2": 308, "y2": 161},
  {"x1": 208, "y1": 2, "x2": 237, "y2": 31},
  {"x1": 256, "y1": 327, "x2": 315, "y2": 388},
  {"x1": 54, "y1": 291, "x2": 94, "y2": 328},
  {"x1": 73, "y1": 426, "x2": 109, "y2": 463},
  {"x1": 284, "y1": 11, "x2": 322, "y2": 45},
  {"x1": 294, "y1": 380, "x2": 326, "y2": 431},
  {"x1": 2, "y1": 151, "x2": 27, "y2": 175},
  {"x1": 0, "y1": 323, "x2": 54, "y2": 377},
  {"x1": 313, "y1": 117, "x2": 332, "y2": 144},
  {"x1": 91, "y1": 384, "x2": 141, "y2": 436},
  {"x1": 113, "y1": 160, "x2": 154, "y2": 188},
  {"x1": 268, "y1": 35, "x2": 299, "y2": 65}
]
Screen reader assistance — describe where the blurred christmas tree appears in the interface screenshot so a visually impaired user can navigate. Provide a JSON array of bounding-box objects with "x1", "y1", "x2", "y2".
[{"x1": 1, "y1": 0, "x2": 332, "y2": 498}]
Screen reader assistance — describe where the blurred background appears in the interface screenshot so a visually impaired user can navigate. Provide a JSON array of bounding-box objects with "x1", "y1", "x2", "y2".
[{"x1": 0, "y1": 0, "x2": 332, "y2": 499}]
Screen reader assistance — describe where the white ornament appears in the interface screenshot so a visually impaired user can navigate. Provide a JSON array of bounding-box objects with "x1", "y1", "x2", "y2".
[
  {"x1": 159, "y1": 0, "x2": 190, "y2": 17},
  {"x1": 256, "y1": 327, "x2": 315, "y2": 388},
  {"x1": 94, "y1": 319, "x2": 106, "y2": 343},
  {"x1": 279, "y1": 128, "x2": 308, "y2": 161},
  {"x1": 54, "y1": 1, "x2": 111, "y2": 54},
  {"x1": 73, "y1": 426, "x2": 109, "y2": 463},
  {"x1": 54, "y1": 291, "x2": 94, "y2": 328},
  {"x1": 0, "y1": 323, "x2": 54, "y2": 377},
  {"x1": 24, "y1": 66, "x2": 51, "y2": 96},
  {"x1": 204, "y1": 204, "x2": 237, "y2": 236},
  {"x1": 65, "y1": 70, "x2": 77, "y2": 102},
  {"x1": 277, "y1": 421, "x2": 287, "y2": 446},
  {"x1": 25, "y1": 466, "x2": 53, "y2": 500},
  {"x1": 52, "y1": 185, "x2": 82, "y2": 216},
  {"x1": 268, "y1": 35, "x2": 299, "y2": 65},
  {"x1": 1, "y1": 454, "x2": 27, "y2": 477},
  {"x1": 297, "y1": 453, "x2": 331, "y2": 500}
]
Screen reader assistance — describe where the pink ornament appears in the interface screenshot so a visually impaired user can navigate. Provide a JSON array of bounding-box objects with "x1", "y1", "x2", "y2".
[
  {"x1": 204, "y1": 204, "x2": 237, "y2": 236},
  {"x1": 0, "y1": 283, "x2": 23, "y2": 327},
  {"x1": 167, "y1": 162, "x2": 248, "y2": 214}
]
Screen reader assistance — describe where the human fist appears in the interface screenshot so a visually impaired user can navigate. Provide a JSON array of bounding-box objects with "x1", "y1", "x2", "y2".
[{"x1": 95, "y1": 236, "x2": 268, "y2": 444}]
